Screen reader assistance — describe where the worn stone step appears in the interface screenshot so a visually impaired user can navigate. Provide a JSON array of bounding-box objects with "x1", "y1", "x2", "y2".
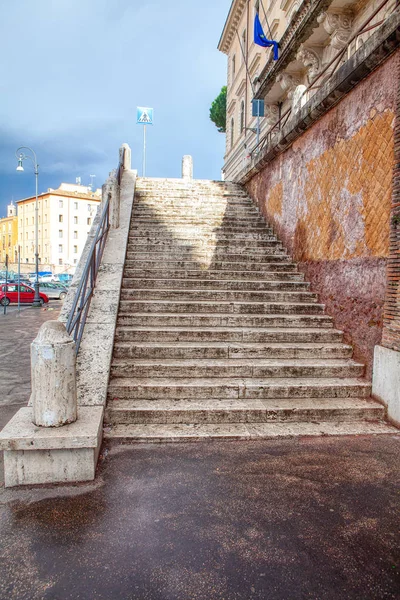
[
  {"x1": 119, "y1": 299, "x2": 322, "y2": 315},
  {"x1": 116, "y1": 314, "x2": 333, "y2": 328},
  {"x1": 113, "y1": 341, "x2": 352, "y2": 359},
  {"x1": 114, "y1": 327, "x2": 343, "y2": 344},
  {"x1": 128, "y1": 232, "x2": 278, "y2": 242},
  {"x1": 119, "y1": 290, "x2": 319, "y2": 305},
  {"x1": 104, "y1": 397, "x2": 384, "y2": 425},
  {"x1": 124, "y1": 260, "x2": 296, "y2": 271},
  {"x1": 110, "y1": 358, "x2": 364, "y2": 379},
  {"x1": 127, "y1": 240, "x2": 282, "y2": 252},
  {"x1": 107, "y1": 376, "x2": 371, "y2": 400},
  {"x1": 122, "y1": 278, "x2": 309, "y2": 291},
  {"x1": 125, "y1": 254, "x2": 292, "y2": 266},
  {"x1": 103, "y1": 420, "x2": 395, "y2": 441},
  {"x1": 123, "y1": 269, "x2": 304, "y2": 282},
  {"x1": 126, "y1": 244, "x2": 284, "y2": 256},
  {"x1": 125, "y1": 250, "x2": 288, "y2": 261},
  {"x1": 130, "y1": 223, "x2": 271, "y2": 233}
]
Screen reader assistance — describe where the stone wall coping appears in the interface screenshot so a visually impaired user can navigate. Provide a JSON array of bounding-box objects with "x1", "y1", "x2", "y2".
[{"x1": 0, "y1": 407, "x2": 103, "y2": 451}]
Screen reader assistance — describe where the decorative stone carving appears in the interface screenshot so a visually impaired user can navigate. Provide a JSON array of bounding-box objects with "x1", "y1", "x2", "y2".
[
  {"x1": 296, "y1": 45, "x2": 321, "y2": 83},
  {"x1": 318, "y1": 10, "x2": 354, "y2": 51},
  {"x1": 265, "y1": 104, "x2": 280, "y2": 129},
  {"x1": 276, "y1": 73, "x2": 300, "y2": 100},
  {"x1": 291, "y1": 85, "x2": 307, "y2": 113}
]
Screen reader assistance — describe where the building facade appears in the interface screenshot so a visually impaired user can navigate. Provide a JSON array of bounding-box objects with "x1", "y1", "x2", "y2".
[
  {"x1": 219, "y1": 0, "x2": 397, "y2": 181},
  {"x1": 0, "y1": 203, "x2": 18, "y2": 267},
  {"x1": 16, "y1": 183, "x2": 101, "y2": 274}
]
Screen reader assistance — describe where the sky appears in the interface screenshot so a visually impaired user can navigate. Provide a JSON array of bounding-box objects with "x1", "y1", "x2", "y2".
[{"x1": 0, "y1": 0, "x2": 230, "y2": 217}]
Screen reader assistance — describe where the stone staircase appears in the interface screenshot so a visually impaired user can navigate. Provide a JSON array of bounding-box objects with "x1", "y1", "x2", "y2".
[{"x1": 104, "y1": 177, "x2": 392, "y2": 441}]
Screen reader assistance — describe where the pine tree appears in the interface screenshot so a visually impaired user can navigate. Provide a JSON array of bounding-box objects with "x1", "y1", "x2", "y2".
[{"x1": 209, "y1": 86, "x2": 227, "y2": 133}]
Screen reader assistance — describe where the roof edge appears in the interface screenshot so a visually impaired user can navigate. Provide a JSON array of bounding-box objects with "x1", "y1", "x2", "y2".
[{"x1": 218, "y1": 0, "x2": 247, "y2": 54}]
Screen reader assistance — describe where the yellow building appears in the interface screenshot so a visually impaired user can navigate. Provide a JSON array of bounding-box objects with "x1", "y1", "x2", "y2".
[{"x1": 0, "y1": 203, "x2": 18, "y2": 267}]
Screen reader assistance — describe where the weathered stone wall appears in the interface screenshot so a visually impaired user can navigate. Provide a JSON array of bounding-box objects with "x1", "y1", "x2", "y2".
[{"x1": 246, "y1": 50, "x2": 400, "y2": 377}]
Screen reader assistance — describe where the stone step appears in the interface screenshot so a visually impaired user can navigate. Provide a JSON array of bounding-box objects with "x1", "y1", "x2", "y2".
[
  {"x1": 119, "y1": 291, "x2": 319, "y2": 305},
  {"x1": 122, "y1": 278, "x2": 309, "y2": 291},
  {"x1": 104, "y1": 397, "x2": 384, "y2": 425},
  {"x1": 125, "y1": 254, "x2": 292, "y2": 265},
  {"x1": 126, "y1": 239, "x2": 283, "y2": 251},
  {"x1": 124, "y1": 260, "x2": 296, "y2": 271},
  {"x1": 110, "y1": 358, "x2": 364, "y2": 379},
  {"x1": 125, "y1": 249, "x2": 288, "y2": 261},
  {"x1": 119, "y1": 290, "x2": 325, "y2": 315},
  {"x1": 107, "y1": 376, "x2": 371, "y2": 400},
  {"x1": 131, "y1": 217, "x2": 267, "y2": 226},
  {"x1": 123, "y1": 269, "x2": 304, "y2": 282},
  {"x1": 128, "y1": 232, "x2": 278, "y2": 242},
  {"x1": 113, "y1": 341, "x2": 352, "y2": 359},
  {"x1": 116, "y1": 314, "x2": 333, "y2": 328},
  {"x1": 131, "y1": 208, "x2": 262, "y2": 217},
  {"x1": 103, "y1": 420, "x2": 395, "y2": 442},
  {"x1": 134, "y1": 198, "x2": 255, "y2": 206},
  {"x1": 130, "y1": 223, "x2": 272, "y2": 232},
  {"x1": 114, "y1": 327, "x2": 343, "y2": 343}
]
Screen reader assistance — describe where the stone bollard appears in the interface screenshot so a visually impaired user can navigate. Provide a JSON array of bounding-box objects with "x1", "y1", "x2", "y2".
[
  {"x1": 182, "y1": 155, "x2": 193, "y2": 180},
  {"x1": 31, "y1": 321, "x2": 78, "y2": 427}
]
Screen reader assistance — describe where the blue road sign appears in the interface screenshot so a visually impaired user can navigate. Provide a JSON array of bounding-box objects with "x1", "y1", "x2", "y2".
[{"x1": 137, "y1": 107, "x2": 154, "y2": 125}]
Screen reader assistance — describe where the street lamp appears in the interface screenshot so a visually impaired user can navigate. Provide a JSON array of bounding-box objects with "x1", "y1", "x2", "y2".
[{"x1": 15, "y1": 146, "x2": 41, "y2": 307}]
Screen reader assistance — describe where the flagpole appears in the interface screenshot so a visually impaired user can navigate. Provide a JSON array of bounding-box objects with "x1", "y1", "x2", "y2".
[
  {"x1": 143, "y1": 125, "x2": 146, "y2": 177},
  {"x1": 235, "y1": 31, "x2": 255, "y2": 96},
  {"x1": 259, "y1": 0, "x2": 273, "y2": 40}
]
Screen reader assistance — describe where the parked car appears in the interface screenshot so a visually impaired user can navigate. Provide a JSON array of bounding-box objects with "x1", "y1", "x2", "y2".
[
  {"x1": 38, "y1": 282, "x2": 68, "y2": 300},
  {"x1": 0, "y1": 284, "x2": 49, "y2": 306}
]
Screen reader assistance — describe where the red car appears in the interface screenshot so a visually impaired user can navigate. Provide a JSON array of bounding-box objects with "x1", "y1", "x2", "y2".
[{"x1": 0, "y1": 283, "x2": 49, "y2": 306}]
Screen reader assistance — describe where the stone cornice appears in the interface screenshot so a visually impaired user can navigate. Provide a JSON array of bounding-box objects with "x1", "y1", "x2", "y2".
[{"x1": 218, "y1": 0, "x2": 247, "y2": 54}]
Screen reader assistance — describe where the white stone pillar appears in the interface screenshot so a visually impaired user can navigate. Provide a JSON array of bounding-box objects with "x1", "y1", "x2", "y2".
[
  {"x1": 372, "y1": 345, "x2": 400, "y2": 427},
  {"x1": 182, "y1": 155, "x2": 193, "y2": 180},
  {"x1": 31, "y1": 321, "x2": 77, "y2": 427},
  {"x1": 120, "y1": 143, "x2": 131, "y2": 170}
]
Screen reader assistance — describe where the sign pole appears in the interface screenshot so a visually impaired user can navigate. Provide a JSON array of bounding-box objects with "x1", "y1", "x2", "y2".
[
  {"x1": 4, "y1": 254, "x2": 8, "y2": 315},
  {"x1": 17, "y1": 246, "x2": 21, "y2": 313},
  {"x1": 143, "y1": 124, "x2": 146, "y2": 177}
]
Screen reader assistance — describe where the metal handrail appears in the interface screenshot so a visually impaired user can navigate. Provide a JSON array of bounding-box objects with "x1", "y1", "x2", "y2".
[
  {"x1": 250, "y1": 0, "x2": 395, "y2": 161},
  {"x1": 66, "y1": 148, "x2": 125, "y2": 352}
]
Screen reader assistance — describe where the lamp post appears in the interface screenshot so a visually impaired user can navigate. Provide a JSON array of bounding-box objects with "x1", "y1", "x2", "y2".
[{"x1": 15, "y1": 146, "x2": 41, "y2": 307}]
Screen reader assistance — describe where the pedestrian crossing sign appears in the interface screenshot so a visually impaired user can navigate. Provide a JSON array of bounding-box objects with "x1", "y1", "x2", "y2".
[{"x1": 137, "y1": 107, "x2": 154, "y2": 125}]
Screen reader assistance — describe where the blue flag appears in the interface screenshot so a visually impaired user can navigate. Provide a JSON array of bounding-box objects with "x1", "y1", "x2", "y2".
[{"x1": 254, "y1": 13, "x2": 279, "y2": 60}]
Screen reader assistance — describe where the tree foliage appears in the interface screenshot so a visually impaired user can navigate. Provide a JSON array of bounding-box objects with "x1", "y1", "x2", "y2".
[{"x1": 209, "y1": 86, "x2": 227, "y2": 133}]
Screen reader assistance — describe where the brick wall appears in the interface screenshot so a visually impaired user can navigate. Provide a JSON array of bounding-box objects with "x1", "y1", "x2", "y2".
[
  {"x1": 245, "y1": 50, "x2": 400, "y2": 377},
  {"x1": 382, "y1": 53, "x2": 400, "y2": 352}
]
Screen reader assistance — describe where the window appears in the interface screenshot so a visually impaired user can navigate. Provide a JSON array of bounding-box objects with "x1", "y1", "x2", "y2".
[
  {"x1": 26, "y1": 218, "x2": 28, "y2": 225},
  {"x1": 74, "y1": 202, "x2": 78, "y2": 210},
  {"x1": 32, "y1": 217, "x2": 34, "y2": 224},
  {"x1": 45, "y1": 229, "x2": 47, "y2": 237},
  {"x1": 59, "y1": 199, "x2": 63, "y2": 208},
  {"x1": 232, "y1": 55, "x2": 236, "y2": 80},
  {"x1": 20, "y1": 219, "x2": 22, "y2": 227},
  {"x1": 59, "y1": 258, "x2": 63, "y2": 265},
  {"x1": 74, "y1": 245, "x2": 78, "y2": 254},
  {"x1": 26, "y1": 258, "x2": 29, "y2": 263},
  {"x1": 87, "y1": 218, "x2": 91, "y2": 225},
  {"x1": 44, "y1": 214, "x2": 47, "y2": 222},
  {"x1": 59, "y1": 215, "x2": 63, "y2": 223},
  {"x1": 74, "y1": 216, "x2": 78, "y2": 224},
  {"x1": 74, "y1": 231, "x2": 78, "y2": 239},
  {"x1": 74, "y1": 259, "x2": 77, "y2": 265},
  {"x1": 255, "y1": 0, "x2": 260, "y2": 13},
  {"x1": 59, "y1": 230, "x2": 63, "y2": 238},
  {"x1": 59, "y1": 244, "x2": 63, "y2": 253},
  {"x1": 38, "y1": 216, "x2": 41, "y2": 224},
  {"x1": 25, "y1": 232, "x2": 28, "y2": 240},
  {"x1": 231, "y1": 118, "x2": 235, "y2": 148},
  {"x1": 241, "y1": 30, "x2": 246, "y2": 62},
  {"x1": 240, "y1": 101, "x2": 245, "y2": 134},
  {"x1": 87, "y1": 204, "x2": 91, "y2": 211}
]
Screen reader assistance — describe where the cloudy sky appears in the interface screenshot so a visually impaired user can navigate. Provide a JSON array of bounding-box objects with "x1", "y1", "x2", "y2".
[{"x1": 0, "y1": 0, "x2": 230, "y2": 216}]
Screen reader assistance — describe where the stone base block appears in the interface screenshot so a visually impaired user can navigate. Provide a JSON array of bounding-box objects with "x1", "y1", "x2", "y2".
[
  {"x1": 0, "y1": 406, "x2": 103, "y2": 487},
  {"x1": 372, "y1": 345, "x2": 400, "y2": 427}
]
